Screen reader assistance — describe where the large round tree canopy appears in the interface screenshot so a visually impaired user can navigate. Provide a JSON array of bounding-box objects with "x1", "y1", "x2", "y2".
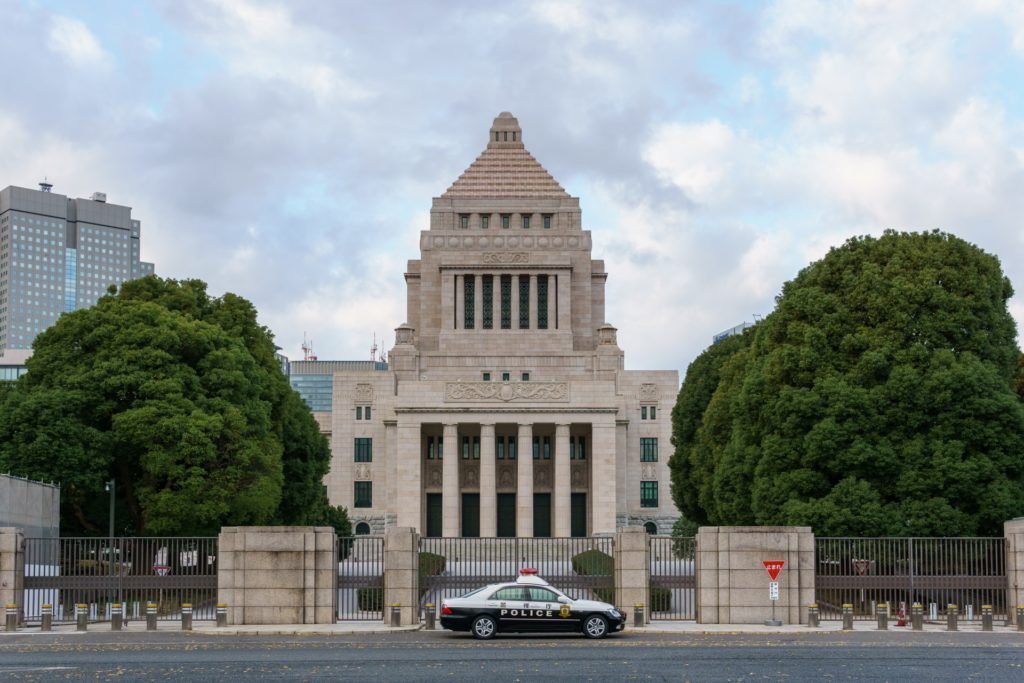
[{"x1": 671, "y1": 230, "x2": 1024, "y2": 536}]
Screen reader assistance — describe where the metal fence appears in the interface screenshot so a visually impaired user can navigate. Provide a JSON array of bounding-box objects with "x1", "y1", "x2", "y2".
[
  {"x1": 649, "y1": 536, "x2": 696, "y2": 620},
  {"x1": 336, "y1": 536, "x2": 385, "y2": 621},
  {"x1": 23, "y1": 537, "x2": 218, "y2": 624},
  {"x1": 815, "y1": 537, "x2": 1007, "y2": 621},
  {"x1": 418, "y1": 537, "x2": 616, "y2": 617}
]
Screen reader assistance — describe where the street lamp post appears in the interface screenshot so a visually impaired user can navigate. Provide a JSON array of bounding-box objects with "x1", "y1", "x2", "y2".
[{"x1": 105, "y1": 479, "x2": 115, "y2": 603}]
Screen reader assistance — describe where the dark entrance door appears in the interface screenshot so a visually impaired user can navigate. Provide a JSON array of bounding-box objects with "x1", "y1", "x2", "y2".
[
  {"x1": 497, "y1": 493, "x2": 516, "y2": 537},
  {"x1": 533, "y1": 493, "x2": 551, "y2": 537},
  {"x1": 426, "y1": 493, "x2": 442, "y2": 538},
  {"x1": 571, "y1": 493, "x2": 587, "y2": 537},
  {"x1": 461, "y1": 493, "x2": 480, "y2": 537}
]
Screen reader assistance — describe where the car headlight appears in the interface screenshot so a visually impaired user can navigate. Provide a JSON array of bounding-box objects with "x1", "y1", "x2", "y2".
[{"x1": 607, "y1": 608, "x2": 621, "y2": 618}]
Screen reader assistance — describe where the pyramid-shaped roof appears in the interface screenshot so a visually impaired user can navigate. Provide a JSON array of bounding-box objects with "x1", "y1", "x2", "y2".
[{"x1": 441, "y1": 112, "x2": 569, "y2": 199}]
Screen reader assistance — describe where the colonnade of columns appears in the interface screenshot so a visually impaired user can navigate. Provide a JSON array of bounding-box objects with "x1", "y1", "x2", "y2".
[{"x1": 448, "y1": 271, "x2": 572, "y2": 331}]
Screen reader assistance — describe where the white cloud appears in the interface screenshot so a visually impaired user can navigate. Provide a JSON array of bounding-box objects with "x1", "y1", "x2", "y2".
[
  {"x1": 643, "y1": 120, "x2": 739, "y2": 204},
  {"x1": 47, "y1": 15, "x2": 110, "y2": 68}
]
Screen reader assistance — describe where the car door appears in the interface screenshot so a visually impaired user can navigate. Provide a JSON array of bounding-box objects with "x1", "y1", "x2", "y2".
[
  {"x1": 527, "y1": 586, "x2": 580, "y2": 632},
  {"x1": 489, "y1": 586, "x2": 529, "y2": 632}
]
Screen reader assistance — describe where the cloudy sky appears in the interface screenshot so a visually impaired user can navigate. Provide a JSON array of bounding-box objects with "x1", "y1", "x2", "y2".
[{"x1": 3, "y1": 0, "x2": 1023, "y2": 374}]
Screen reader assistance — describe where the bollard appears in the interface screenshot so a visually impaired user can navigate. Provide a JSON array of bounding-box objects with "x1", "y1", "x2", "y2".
[
  {"x1": 111, "y1": 603, "x2": 123, "y2": 631},
  {"x1": 911, "y1": 603, "x2": 923, "y2": 631},
  {"x1": 216, "y1": 603, "x2": 228, "y2": 628},
  {"x1": 633, "y1": 604, "x2": 644, "y2": 628},
  {"x1": 146, "y1": 602, "x2": 157, "y2": 631},
  {"x1": 981, "y1": 605, "x2": 992, "y2": 632},
  {"x1": 841, "y1": 603, "x2": 854, "y2": 630},
  {"x1": 807, "y1": 604, "x2": 819, "y2": 628},
  {"x1": 425, "y1": 604, "x2": 435, "y2": 630},
  {"x1": 5, "y1": 604, "x2": 17, "y2": 632},
  {"x1": 76, "y1": 604, "x2": 88, "y2": 632},
  {"x1": 181, "y1": 603, "x2": 193, "y2": 631},
  {"x1": 391, "y1": 604, "x2": 401, "y2": 627},
  {"x1": 966, "y1": 604, "x2": 974, "y2": 621},
  {"x1": 946, "y1": 605, "x2": 958, "y2": 631},
  {"x1": 41, "y1": 604, "x2": 52, "y2": 632},
  {"x1": 929, "y1": 602, "x2": 938, "y2": 621},
  {"x1": 876, "y1": 602, "x2": 888, "y2": 631}
]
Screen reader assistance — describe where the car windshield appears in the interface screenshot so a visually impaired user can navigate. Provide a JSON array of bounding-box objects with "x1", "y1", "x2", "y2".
[{"x1": 459, "y1": 586, "x2": 489, "y2": 599}]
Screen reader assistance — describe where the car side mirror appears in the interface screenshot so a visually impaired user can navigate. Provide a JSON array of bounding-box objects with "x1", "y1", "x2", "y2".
[{"x1": 557, "y1": 596, "x2": 570, "y2": 604}]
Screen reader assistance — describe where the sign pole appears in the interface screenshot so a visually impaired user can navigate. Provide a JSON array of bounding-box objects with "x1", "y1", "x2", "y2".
[{"x1": 763, "y1": 560, "x2": 785, "y2": 627}]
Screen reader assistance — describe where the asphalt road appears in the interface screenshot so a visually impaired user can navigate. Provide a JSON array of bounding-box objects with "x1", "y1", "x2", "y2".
[{"x1": 1, "y1": 630, "x2": 1022, "y2": 682}]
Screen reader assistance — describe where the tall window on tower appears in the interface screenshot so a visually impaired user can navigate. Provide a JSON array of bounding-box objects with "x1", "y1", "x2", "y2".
[
  {"x1": 519, "y1": 276, "x2": 530, "y2": 329},
  {"x1": 500, "y1": 275, "x2": 512, "y2": 329},
  {"x1": 537, "y1": 275, "x2": 548, "y2": 329},
  {"x1": 482, "y1": 275, "x2": 493, "y2": 329},
  {"x1": 464, "y1": 276, "x2": 475, "y2": 329}
]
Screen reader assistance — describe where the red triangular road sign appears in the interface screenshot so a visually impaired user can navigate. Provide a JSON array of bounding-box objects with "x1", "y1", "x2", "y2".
[{"x1": 763, "y1": 560, "x2": 785, "y2": 581}]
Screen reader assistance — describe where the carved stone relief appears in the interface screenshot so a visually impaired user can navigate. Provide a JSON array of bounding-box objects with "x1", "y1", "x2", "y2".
[
  {"x1": 353, "y1": 383, "x2": 374, "y2": 402},
  {"x1": 499, "y1": 467, "x2": 514, "y2": 487},
  {"x1": 641, "y1": 464, "x2": 657, "y2": 480},
  {"x1": 463, "y1": 468, "x2": 478, "y2": 487},
  {"x1": 428, "y1": 466, "x2": 442, "y2": 487},
  {"x1": 534, "y1": 468, "x2": 549, "y2": 487},
  {"x1": 355, "y1": 464, "x2": 371, "y2": 481},
  {"x1": 639, "y1": 384, "x2": 659, "y2": 401},
  {"x1": 445, "y1": 382, "x2": 568, "y2": 402},
  {"x1": 571, "y1": 468, "x2": 583, "y2": 487},
  {"x1": 482, "y1": 252, "x2": 529, "y2": 264}
]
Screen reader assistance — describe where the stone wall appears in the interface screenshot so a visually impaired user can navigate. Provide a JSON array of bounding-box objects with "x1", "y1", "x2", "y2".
[
  {"x1": 217, "y1": 526, "x2": 336, "y2": 625},
  {"x1": 0, "y1": 475, "x2": 59, "y2": 539}
]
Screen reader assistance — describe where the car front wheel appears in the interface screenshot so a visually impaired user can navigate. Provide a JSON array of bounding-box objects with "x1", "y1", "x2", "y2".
[
  {"x1": 582, "y1": 614, "x2": 608, "y2": 639},
  {"x1": 471, "y1": 614, "x2": 497, "y2": 640}
]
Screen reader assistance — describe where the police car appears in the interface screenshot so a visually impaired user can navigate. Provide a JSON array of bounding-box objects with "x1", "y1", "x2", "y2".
[{"x1": 439, "y1": 568, "x2": 625, "y2": 639}]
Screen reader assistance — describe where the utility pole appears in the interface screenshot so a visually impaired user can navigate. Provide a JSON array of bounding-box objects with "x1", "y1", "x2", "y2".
[{"x1": 105, "y1": 479, "x2": 115, "y2": 602}]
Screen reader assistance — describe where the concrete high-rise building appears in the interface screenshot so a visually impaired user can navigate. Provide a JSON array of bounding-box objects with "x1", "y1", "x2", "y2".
[
  {"x1": 0, "y1": 183, "x2": 154, "y2": 351},
  {"x1": 307, "y1": 113, "x2": 680, "y2": 537}
]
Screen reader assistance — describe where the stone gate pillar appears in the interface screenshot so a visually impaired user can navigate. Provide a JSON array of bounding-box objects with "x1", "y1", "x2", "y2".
[
  {"x1": 614, "y1": 527, "x2": 649, "y2": 624},
  {"x1": 1006, "y1": 518, "x2": 1024, "y2": 623},
  {"x1": 384, "y1": 526, "x2": 420, "y2": 626},
  {"x1": 0, "y1": 528, "x2": 25, "y2": 622}
]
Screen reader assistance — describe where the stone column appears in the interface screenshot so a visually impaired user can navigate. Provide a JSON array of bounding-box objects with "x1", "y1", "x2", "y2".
[
  {"x1": 591, "y1": 419, "x2": 617, "y2": 535},
  {"x1": 516, "y1": 423, "x2": 534, "y2": 537},
  {"x1": 557, "y1": 271, "x2": 571, "y2": 331},
  {"x1": 383, "y1": 527, "x2": 420, "y2": 626},
  {"x1": 396, "y1": 421, "x2": 422, "y2": 531},
  {"x1": 480, "y1": 423, "x2": 497, "y2": 537},
  {"x1": 442, "y1": 423, "x2": 460, "y2": 537},
  {"x1": 614, "y1": 527, "x2": 649, "y2": 624},
  {"x1": 1007, "y1": 518, "x2": 1024, "y2": 623},
  {"x1": 529, "y1": 274, "x2": 538, "y2": 329},
  {"x1": 0, "y1": 528, "x2": 24, "y2": 622},
  {"x1": 473, "y1": 274, "x2": 483, "y2": 331},
  {"x1": 511, "y1": 274, "x2": 521, "y2": 329},
  {"x1": 695, "y1": 526, "x2": 815, "y2": 625},
  {"x1": 441, "y1": 272, "x2": 455, "y2": 331},
  {"x1": 547, "y1": 274, "x2": 557, "y2": 331},
  {"x1": 491, "y1": 274, "x2": 501, "y2": 331},
  {"x1": 455, "y1": 274, "x2": 464, "y2": 330},
  {"x1": 553, "y1": 423, "x2": 571, "y2": 537}
]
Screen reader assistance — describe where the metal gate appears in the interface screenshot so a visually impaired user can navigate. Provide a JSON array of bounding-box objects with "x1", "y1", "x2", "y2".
[
  {"x1": 418, "y1": 537, "x2": 615, "y2": 617},
  {"x1": 22, "y1": 537, "x2": 218, "y2": 624},
  {"x1": 649, "y1": 536, "x2": 696, "y2": 620},
  {"x1": 336, "y1": 536, "x2": 384, "y2": 621},
  {"x1": 815, "y1": 537, "x2": 1007, "y2": 622}
]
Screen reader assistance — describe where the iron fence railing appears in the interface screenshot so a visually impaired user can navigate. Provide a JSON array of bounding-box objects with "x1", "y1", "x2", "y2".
[
  {"x1": 23, "y1": 537, "x2": 218, "y2": 623},
  {"x1": 418, "y1": 537, "x2": 615, "y2": 617},
  {"x1": 815, "y1": 537, "x2": 1007, "y2": 621},
  {"x1": 649, "y1": 536, "x2": 696, "y2": 620},
  {"x1": 336, "y1": 536, "x2": 385, "y2": 621}
]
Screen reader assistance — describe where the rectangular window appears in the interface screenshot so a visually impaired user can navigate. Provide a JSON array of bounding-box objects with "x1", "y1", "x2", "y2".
[
  {"x1": 354, "y1": 438, "x2": 373, "y2": 462},
  {"x1": 365, "y1": 406, "x2": 371, "y2": 420},
  {"x1": 570, "y1": 437, "x2": 576, "y2": 460},
  {"x1": 519, "y1": 276, "x2": 530, "y2": 328},
  {"x1": 543, "y1": 436, "x2": 551, "y2": 460},
  {"x1": 482, "y1": 275, "x2": 493, "y2": 329},
  {"x1": 500, "y1": 275, "x2": 512, "y2": 329},
  {"x1": 438, "y1": 437, "x2": 443, "y2": 460},
  {"x1": 640, "y1": 437, "x2": 658, "y2": 462},
  {"x1": 464, "y1": 276, "x2": 475, "y2": 329},
  {"x1": 537, "y1": 275, "x2": 548, "y2": 329},
  {"x1": 641, "y1": 481, "x2": 658, "y2": 508},
  {"x1": 651, "y1": 406, "x2": 656, "y2": 419},
  {"x1": 482, "y1": 215, "x2": 490, "y2": 229},
  {"x1": 502, "y1": 372, "x2": 510, "y2": 381},
  {"x1": 354, "y1": 481, "x2": 372, "y2": 508},
  {"x1": 497, "y1": 437, "x2": 505, "y2": 459},
  {"x1": 533, "y1": 435, "x2": 540, "y2": 460},
  {"x1": 508, "y1": 438, "x2": 517, "y2": 459},
  {"x1": 356, "y1": 406, "x2": 362, "y2": 420},
  {"x1": 483, "y1": 372, "x2": 491, "y2": 381},
  {"x1": 426, "y1": 436, "x2": 434, "y2": 460},
  {"x1": 579, "y1": 436, "x2": 586, "y2": 460},
  {"x1": 522, "y1": 214, "x2": 530, "y2": 229},
  {"x1": 521, "y1": 372, "x2": 530, "y2": 381},
  {"x1": 501, "y1": 214, "x2": 510, "y2": 229},
  {"x1": 462, "y1": 435, "x2": 470, "y2": 459},
  {"x1": 641, "y1": 406, "x2": 647, "y2": 420},
  {"x1": 543, "y1": 214, "x2": 552, "y2": 229},
  {"x1": 459, "y1": 214, "x2": 469, "y2": 229},
  {"x1": 473, "y1": 436, "x2": 480, "y2": 459}
]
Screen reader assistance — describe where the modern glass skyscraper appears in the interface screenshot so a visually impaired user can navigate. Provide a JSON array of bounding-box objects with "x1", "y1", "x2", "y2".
[{"x1": 0, "y1": 183, "x2": 155, "y2": 351}]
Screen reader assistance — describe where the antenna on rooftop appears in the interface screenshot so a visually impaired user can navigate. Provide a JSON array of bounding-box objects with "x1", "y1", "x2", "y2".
[
  {"x1": 302, "y1": 332, "x2": 317, "y2": 361},
  {"x1": 370, "y1": 333, "x2": 378, "y2": 363},
  {"x1": 39, "y1": 178, "x2": 53, "y2": 193}
]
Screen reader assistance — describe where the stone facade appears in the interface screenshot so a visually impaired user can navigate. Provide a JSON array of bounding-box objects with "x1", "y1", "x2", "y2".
[{"x1": 319, "y1": 113, "x2": 679, "y2": 537}]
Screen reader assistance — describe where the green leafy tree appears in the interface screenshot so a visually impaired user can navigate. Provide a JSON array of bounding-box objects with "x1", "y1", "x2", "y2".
[
  {"x1": 671, "y1": 231, "x2": 1024, "y2": 536},
  {"x1": 0, "y1": 277, "x2": 341, "y2": 535}
]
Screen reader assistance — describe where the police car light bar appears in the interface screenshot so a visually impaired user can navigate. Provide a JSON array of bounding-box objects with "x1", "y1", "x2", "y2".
[{"x1": 519, "y1": 568, "x2": 539, "y2": 575}]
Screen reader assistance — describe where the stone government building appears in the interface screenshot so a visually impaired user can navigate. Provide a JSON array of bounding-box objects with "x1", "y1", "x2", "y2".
[{"x1": 296, "y1": 112, "x2": 679, "y2": 537}]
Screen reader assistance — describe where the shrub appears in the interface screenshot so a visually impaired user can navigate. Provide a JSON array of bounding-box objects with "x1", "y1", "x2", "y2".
[
  {"x1": 571, "y1": 549, "x2": 615, "y2": 604},
  {"x1": 650, "y1": 586, "x2": 671, "y2": 612}
]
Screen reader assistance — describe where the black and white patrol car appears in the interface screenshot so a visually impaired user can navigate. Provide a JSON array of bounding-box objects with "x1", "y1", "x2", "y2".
[{"x1": 439, "y1": 568, "x2": 625, "y2": 639}]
